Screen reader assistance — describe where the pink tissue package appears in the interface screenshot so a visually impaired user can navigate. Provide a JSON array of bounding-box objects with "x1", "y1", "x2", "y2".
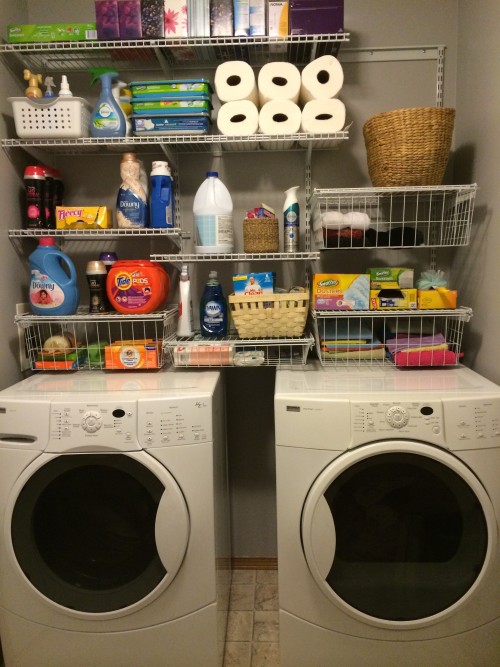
[{"x1": 164, "y1": 1, "x2": 188, "y2": 36}]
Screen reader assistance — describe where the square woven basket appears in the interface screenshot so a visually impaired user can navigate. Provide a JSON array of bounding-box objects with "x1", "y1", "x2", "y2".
[
  {"x1": 243, "y1": 217, "x2": 279, "y2": 253},
  {"x1": 228, "y1": 289, "x2": 309, "y2": 338}
]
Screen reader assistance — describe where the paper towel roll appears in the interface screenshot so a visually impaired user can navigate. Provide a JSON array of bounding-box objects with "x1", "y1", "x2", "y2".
[
  {"x1": 259, "y1": 99, "x2": 301, "y2": 135},
  {"x1": 257, "y1": 62, "x2": 301, "y2": 106},
  {"x1": 214, "y1": 61, "x2": 259, "y2": 105},
  {"x1": 217, "y1": 100, "x2": 259, "y2": 135},
  {"x1": 301, "y1": 99, "x2": 346, "y2": 133},
  {"x1": 300, "y1": 55, "x2": 344, "y2": 104}
]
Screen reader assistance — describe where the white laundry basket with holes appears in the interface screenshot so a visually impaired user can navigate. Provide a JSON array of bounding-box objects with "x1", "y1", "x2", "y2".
[{"x1": 8, "y1": 97, "x2": 92, "y2": 139}]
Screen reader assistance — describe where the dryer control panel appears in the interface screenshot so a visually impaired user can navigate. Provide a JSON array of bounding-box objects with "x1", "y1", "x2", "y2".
[
  {"x1": 46, "y1": 395, "x2": 212, "y2": 452},
  {"x1": 351, "y1": 401, "x2": 445, "y2": 447}
]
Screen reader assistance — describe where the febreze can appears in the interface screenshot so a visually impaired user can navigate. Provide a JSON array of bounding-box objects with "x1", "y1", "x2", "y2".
[{"x1": 107, "y1": 260, "x2": 169, "y2": 314}]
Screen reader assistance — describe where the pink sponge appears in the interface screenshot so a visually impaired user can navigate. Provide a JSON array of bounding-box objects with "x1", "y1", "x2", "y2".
[{"x1": 394, "y1": 350, "x2": 459, "y2": 367}]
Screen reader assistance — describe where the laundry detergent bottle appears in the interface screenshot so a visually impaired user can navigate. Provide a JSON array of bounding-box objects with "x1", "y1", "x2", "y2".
[
  {"x1": 90, "y1": 69, "x2": 126, "y2": 138},
  {"x1": 29, "y1": 237, "x2": 79, "y2": 315}
]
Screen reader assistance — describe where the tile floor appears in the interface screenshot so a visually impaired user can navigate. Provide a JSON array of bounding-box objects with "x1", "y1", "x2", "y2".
[{"x1": 223, "y1": 569, "x2": 280, "y2": 667}]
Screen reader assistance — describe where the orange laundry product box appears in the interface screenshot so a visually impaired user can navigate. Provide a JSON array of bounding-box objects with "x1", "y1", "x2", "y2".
[
  {"x1": 312, "y1": 274, "x2": 370, "y2": 310},
  {"x1": 417, "y1": 288, "x2": 457, "y2": 309},
  {"x1": 56, "y1": 206, "x2": 113, "y2": 229},
  {"x1": 104, "y1": 339, "x2": 161, "y2": 369}
]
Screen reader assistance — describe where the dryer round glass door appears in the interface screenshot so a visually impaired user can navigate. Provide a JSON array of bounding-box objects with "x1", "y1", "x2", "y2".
[
  {"x1": 301, "y1": 441, "x2": 497, "y2": 627},
  {"x1": 9, "y1": 452, "x2": 189, "y2": 614}
]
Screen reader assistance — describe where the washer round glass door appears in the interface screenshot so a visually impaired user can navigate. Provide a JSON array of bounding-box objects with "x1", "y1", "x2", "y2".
[
  {"x1": 301, "y1": 441, "x2": 496, "y2": 627},
  {"x1": 10, "y1": 452, "x2": 189, "y2": 615}
]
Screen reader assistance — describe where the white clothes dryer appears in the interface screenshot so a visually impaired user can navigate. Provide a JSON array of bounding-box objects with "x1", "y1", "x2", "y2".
[
  {"x1": 0, "y1": 370, "x2": 230, "y2": 667},
  {"x1": 274, "y1": 364, "x2": 500, "y2": 667}
]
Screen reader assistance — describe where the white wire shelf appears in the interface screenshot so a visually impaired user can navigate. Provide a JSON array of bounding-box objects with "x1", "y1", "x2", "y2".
[
  {"x1": 151, "y1": 251, "x2": 320, "y2": 263},
  {"x1": 8, "y1": 228, "x2": 186, "y2": 239},
  {"x1": 310, "y1": 308, "x2": 473, "y2": 368},
  {"x1": 0, "y1": 34, "x2": 350, "y2": 72},
  {"x1": 1, "y1": 132, "x2": 348, "y2": 155},
  {"x1": 310, "y1": 184, "x2": 477, "y2": 249},
  {"x1": 166, "y1": 333, "x2": 314, "y2": 368},
  {"x1": 16, "y1": 307, "x2": 178, "y2": 371}
]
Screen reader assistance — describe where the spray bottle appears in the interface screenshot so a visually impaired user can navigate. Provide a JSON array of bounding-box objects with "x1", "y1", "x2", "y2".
[
  {"x1": 23, "y1": 69, "x2": 43, "y2": 98},
  {"x1": 112, "y1": 79, "x2": 132, "y2": 136},
  {"x1": 58, "y1": 75, "x2": 73, "y2": 97},
  {"x1": 89, "y1": 68, "x2": 126, "y2": 138},
  {"x1": 283, "y1": 186, "x2": 300, "y2": 253},
  {"x1": 43, "y1": 77, "x2": 56, "y2": 98}
]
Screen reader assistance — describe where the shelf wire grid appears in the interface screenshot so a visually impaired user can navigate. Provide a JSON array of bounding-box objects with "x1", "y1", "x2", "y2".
[
  {"x1": 311, "y1": 308, "x2": 472, "y2": 368},
  {"x1": 310, "y1": 185, "x2": 477, "y2": 249}
]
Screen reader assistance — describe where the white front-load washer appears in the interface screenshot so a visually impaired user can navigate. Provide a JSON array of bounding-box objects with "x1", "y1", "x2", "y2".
[
  {"x1": 0, "y1": 370, "x2": 230, "y2": 667},
  {"x1": 274, "y1": 363, "x2": 500, "y2": 667}
]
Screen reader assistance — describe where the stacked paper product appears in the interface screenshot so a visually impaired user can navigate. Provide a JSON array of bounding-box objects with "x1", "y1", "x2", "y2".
[
  {"x1": 130, "y1": 79, "x2": 213, "y2": 135},
  {"x1": 319, "y1": 320, "x2": 385, "y2": 360}
]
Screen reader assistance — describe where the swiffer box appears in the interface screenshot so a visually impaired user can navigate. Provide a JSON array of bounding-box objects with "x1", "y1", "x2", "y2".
[
  {"x1": 8, "y1": 23, "x2": 97, "y2": 43},
  {"x1": 418, "y1": 289, "x2": 457, "y2": 309},
  {"x1": 289, "y1": 0, "x2": 343, "y2": 35},
  {"x1": 370, "y1": 289, "x2": 417, "y2": 310},
  {"x1": 368, "y1": 267, "x2": 414, "y2": 290},
  {"x1": 312, "y1": 274, "x2": 370, "y2": 310}
]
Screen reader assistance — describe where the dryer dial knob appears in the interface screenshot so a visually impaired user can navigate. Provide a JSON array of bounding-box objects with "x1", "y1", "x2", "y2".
[
  {"x1": 385, "y1": 405, "x2": 409, "y2": 428},
  {"x1": 81, "y1": 410, "x2": 103, "y2": 432}
]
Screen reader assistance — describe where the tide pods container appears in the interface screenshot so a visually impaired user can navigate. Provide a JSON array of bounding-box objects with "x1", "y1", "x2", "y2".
[{"x1": 106, "y1": 259, "x2": 169, "y2": 314}]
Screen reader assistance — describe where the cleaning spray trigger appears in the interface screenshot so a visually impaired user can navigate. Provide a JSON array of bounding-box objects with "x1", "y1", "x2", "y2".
[{"x1": 43, "y1": 76, "x2": 55, "y2": 98}]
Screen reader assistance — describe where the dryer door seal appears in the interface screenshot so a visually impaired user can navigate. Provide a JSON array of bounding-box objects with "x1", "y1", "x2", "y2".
[{"x1": 301, "y1": 440, "x2": 497, "y2": 629}]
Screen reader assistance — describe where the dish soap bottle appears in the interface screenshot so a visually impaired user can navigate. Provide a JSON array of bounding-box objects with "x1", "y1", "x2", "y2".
[
  {"x1": 89, "y1": 68, "x2": 126, "y2": 138},
  {"x1": 177, "y1": 265, "x2": 193, "y2": 337},
  {"x1": 116, "y1": 152, "x2": 149, "y2": 228},
  {"x1": 29, "y1": 237, "x2": 79, "y2": 316},
  {"x1": 283, "y1": 185, "x2": 300, "y2": 252},
  {"x1": 200, "y1": 270, "x2": 228, "y2": 338}
]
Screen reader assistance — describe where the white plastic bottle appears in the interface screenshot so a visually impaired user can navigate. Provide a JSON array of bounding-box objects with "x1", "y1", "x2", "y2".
[
  {"x1": 283, "y1": 186, "x2": 300, "y2": 253},
  {"x1": 177, "y1": 264, "x2": 193, "y2": 336},
  {"x1": 193, "y1": 171, "x2": 234, "y2": 254}
]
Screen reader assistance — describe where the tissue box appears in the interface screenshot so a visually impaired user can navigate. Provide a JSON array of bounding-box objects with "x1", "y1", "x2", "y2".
[
  {"x1": 233, "y1": 272, "x2": 274, "y2": 295},
  {"x1": 249, "y1": 0, "x2": 266, "y2": 35},
  {"x1": 268, "y1": 1, "x2": 288, "y2": 36},
  {"x1": 164, "y1": 0, "x2": 188, "y2": 36},
  {"x1": 418, "y1": 289, "x2": 457, "y2": 309},
  {"x1": 312, "y1": 274, "x2": 370, "y2": 310},
  {"x1": 56, "y1": 206, "x2": 112, "y2": 229},
  {"x1": 368, "y1": 267, "x2": 414, "y2": 290},
  {"x1": 95, "y1": 1, "x2": 120, "y2": 39},
  {"x1": 210, "y1": 0, "x2": 233, "y2": 35},
  {"x1": 118, "y1": 0, "x2": 143, "y2": 39},
  {"x1": 105, "y1": 340, "x2": 161, "y2": 369},
  {"x1": 370, "y1": 289, "x2": 418, "y2": 310},
  {"x1": 141, "y1": 0, "x2": 165, "y2": 37},
  {"x1": 8, "y1": 23, "x2": 97, "y2": 43},
  {"x1": 289, "y1": 0, "x2": 344, "y2": 35}
]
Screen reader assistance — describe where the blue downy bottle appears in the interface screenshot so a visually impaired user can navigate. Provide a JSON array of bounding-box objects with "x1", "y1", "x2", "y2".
[
  {"x1": 29, "y1": 237, "x2": 79, "y2": 315},
  {"x1": 200, "y1": 270, "x2": 228, "y2": 338},
  {"x1": 90, "y1": 69, "x2": 126, "y2": 138}
]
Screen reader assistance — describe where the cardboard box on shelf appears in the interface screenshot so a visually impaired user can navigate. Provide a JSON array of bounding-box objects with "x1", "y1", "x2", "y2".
[
  {"x1": 8, "y1": 23, "x2": 97, "y2": 43},
  {"x1": 418, "y1": 289, "x2": 457, "y2": 309},
  {"x1": 367, "y1": 267, "x2": 414, "y2": 290},
  {"x1": 312, "y1": 274, "x2": 370, "y2": 310},
  {"x1": 370, "y1": 288, "x2": 418, "y2": 310},
  {"x1": 56, "y1": 206, "x2": 113, "y2": 230},
  {"x1": 105, "y1": 340, "x2": 162, "y2": 369}
]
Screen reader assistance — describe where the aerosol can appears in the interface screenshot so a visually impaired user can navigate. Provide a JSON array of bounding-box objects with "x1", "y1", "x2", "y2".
[{"x1": 283, "y1": 186, "x2": 300, "y2": 252}]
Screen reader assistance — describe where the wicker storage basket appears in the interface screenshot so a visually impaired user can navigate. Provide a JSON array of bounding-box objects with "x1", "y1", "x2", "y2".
[
  {"x1": 243, "y1": 218, "x2": 279, "y2": 253},
  {"x1": 363, "y1": 107, "x2": 455, "y2": 187},
  {"x1": 228, "y1": 289, "x2": 309, "y2": 338}
]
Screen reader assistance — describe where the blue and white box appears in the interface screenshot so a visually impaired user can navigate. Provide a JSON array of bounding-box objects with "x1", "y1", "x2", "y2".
[{"x1": 233, "y1": 272, "x2": 274, "y2": 295}]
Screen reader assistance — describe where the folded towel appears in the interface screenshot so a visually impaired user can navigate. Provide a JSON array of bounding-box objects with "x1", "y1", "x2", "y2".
[
  {"x1": 320, "y1": 320, "x2": 374, "y2": 342},
  {"x1": 322, "y1": 348, "x2": 387, "y2": 360},
  {"x1": 320, "y1": 211, "x2": 346, "y2": 229},
  {"x1": 320, "y1": 211, "x2": 371, "y2": 231},
  {"x1": 343, "y1": 212, "x2": 371, "y2": 230},
  {"x1": 393, "y1": 349, "x2": 458, "y2": 367},
  {"x1": 323, "y1": 227, "x2": 365, "y2": 247},
  {"x1": 385, "y1": 333, "x2": 446, "y2": 355}
]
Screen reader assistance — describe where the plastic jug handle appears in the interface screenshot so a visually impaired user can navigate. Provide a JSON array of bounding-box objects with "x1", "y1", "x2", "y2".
[{"x1": 51, "y1": 252, "x2": 78, "y2": 286}]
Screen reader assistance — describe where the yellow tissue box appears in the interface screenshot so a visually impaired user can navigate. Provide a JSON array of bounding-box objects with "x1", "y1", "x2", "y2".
[
  {"x1": 56, "y1": 206, "x2": 112, "y2": 229},
  {"x1": 417, "y1": 289, "x2": 457, "y2": 309}
]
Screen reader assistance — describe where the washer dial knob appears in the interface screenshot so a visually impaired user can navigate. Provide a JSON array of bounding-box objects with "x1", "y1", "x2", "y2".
[
  {"x1": 386, "y1": 405, "x2": 409, "y2": 428},
  {"x1": 81, "y1": 410, "x2": 103, "y2": 433}
]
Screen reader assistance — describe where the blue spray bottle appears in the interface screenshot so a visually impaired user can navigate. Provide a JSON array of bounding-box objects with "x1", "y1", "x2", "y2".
[{"x1": 89, "y1": 68, "x2": 126, "y2": 138}]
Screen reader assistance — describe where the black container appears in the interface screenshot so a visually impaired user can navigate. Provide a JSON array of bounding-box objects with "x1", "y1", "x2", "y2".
[
  {"x1": 86, "y1": 260, "x2": 109, "y2": 313},
  {"x1": 24, "y1": 166, "x2": 46, "y2": 229},
  {"x1": 43, "y1": 166, "x2": 56, "y2": 229}
]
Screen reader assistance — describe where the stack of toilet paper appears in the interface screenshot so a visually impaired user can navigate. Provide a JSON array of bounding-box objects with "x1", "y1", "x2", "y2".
[{"x1": 214, "y1": 55, "x2": 346, "y2": 148}]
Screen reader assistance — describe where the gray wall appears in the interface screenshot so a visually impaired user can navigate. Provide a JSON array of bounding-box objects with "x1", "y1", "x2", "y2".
[{"x1": 0, "y1": 1, "x2": 498, "y2": 557}]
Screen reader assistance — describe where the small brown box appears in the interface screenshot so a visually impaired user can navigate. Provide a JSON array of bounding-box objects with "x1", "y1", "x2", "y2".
[{"x1": 243, "y1": 218, "x2": 279, "y2": 253}]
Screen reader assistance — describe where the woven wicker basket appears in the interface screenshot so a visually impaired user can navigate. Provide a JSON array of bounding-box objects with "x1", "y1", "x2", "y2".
[
  {"x1": 243, "y1": 218, "x2": 279, "y2": 253},
  {"x1": 363, "y1": 107, "x2": 455, "y2": 187},
  {"x1": 228, "y1": 289, "x2": 309, "y2": 338}
]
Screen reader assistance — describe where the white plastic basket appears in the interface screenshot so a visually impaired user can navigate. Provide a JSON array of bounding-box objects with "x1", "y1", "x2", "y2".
[{"x1": 8, "y1": 97, "x2": 92, "y2": 139}]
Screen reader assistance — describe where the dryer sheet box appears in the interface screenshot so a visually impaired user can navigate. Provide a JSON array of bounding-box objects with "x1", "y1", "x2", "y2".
[{"x1": 312, "y1": 274, "x2": 370, "y2": 310}]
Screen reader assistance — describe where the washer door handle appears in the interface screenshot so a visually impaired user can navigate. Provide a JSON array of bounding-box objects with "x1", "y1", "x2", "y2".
[
  {"x1": 310, "y1": 495, "x2": 336, "y2": 580},
  {"x1": 155, "y1": 485, "x2": 190, "y2": 575}
]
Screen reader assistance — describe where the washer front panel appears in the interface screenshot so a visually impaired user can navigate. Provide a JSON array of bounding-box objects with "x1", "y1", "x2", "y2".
[{"x1": 301, "y1": 441, "x2": 496, "y2": 629}]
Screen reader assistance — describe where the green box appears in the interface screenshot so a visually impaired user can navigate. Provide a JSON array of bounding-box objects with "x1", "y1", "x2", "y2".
[
  {"x1": 7, "y1": 23, "x2": 97, "y2": 43},
  {"x1": 368, "y1": 267, "x2": 414, "y2": 290}
]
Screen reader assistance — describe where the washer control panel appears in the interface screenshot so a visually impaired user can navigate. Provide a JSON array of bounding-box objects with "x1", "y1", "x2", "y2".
[
  {"x1": 46, "y1": 396, "x2": 212, "y2": 452},
  {"x1": 351, "y1": 401, "x2": 444, "y2": 447}
]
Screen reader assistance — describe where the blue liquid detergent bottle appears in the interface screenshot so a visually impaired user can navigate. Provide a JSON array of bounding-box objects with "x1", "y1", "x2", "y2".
[
  {"x1": 150, "y1": 161, "x2": 174, "y2": 228},
  {"x1": 199, "y1": 270, "x2": 228, "y2": 338},
  {"x1": 29, "y1": 237, "x2": 79, "y2": 315}
]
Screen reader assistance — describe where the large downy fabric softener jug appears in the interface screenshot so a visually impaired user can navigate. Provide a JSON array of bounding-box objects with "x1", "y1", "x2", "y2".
[
  {"x1": 193, "y1": 172, "x2": 234, "y2": 253},
  {"x1": 200, "y1": 270, "x2": 228, "y2": 337},
  {"x1": 29, "y1": 237, "x2": 79, "y2": 315}
]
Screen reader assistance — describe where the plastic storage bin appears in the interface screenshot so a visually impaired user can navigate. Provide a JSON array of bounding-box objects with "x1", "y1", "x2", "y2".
[{"x1": 8, "y1": 97, "x2": 92, "y2": 139}]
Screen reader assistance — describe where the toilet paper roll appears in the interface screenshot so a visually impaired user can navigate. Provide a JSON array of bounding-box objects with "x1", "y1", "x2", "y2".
[
  {"x1": 300, "y1": 99, "x2": 346, "y2": 133},
  {"x1": 217, "y1": 100, "x2": 259, "y2": 135},
  {"x1": 214, "y1": 61, "x2": 259, "y2": 105},
  {"x1": 300, "y1": 55, "x2": 344, "y2": 104},
  {"x1": 258, "y1": 99, "x2": 302, "y2": 135},
  {"x1": 257, "y1": 61, "x2": 301, "y2": 106}
]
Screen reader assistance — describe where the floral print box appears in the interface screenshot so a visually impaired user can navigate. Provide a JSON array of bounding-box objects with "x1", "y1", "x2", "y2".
[{"x1": 164, "y1": 0, "x2": 188, "y2": 36}]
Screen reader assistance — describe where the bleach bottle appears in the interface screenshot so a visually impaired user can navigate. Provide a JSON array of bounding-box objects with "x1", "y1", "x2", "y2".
[
  {"x1": 29, "y1": 237, "x2": 79, "y2": 315},
  {"x1": 90, "y1": 69, "x2": 126, "y2": 138},
  {"x1": 193, "y1": 172, "x2": 233, "y2": 253},
  {"x1": 200, "y1": 270, "x2": 228, "y2": 337},
  {"x1": 150, "y1": 161, "x2": 174, "y2": 228}
]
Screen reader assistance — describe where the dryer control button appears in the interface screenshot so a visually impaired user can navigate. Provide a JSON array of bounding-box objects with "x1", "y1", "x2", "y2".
[{"x1": 386, "y1": 406, "x2": 409, "y2": 428}]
